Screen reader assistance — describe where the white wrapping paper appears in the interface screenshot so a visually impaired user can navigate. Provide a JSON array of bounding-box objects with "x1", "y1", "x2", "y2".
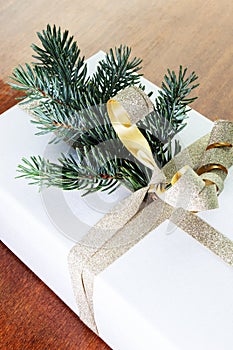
[{"x1": 1, "y1": 52, "x2": 233, "y2": 350}]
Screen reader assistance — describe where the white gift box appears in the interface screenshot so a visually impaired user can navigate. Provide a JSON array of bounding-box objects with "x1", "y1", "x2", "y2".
[{"x1": 1, "y1": 52, "x2": 233, "y2": 350}]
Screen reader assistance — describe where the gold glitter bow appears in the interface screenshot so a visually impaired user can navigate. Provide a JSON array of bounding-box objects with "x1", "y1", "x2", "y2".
[
  {"x1": 107, "y1": 87, "x2": 233, "y2": 212},
  {"x1": 68, "y1": 87, "x2": 233, "y2": 335}
]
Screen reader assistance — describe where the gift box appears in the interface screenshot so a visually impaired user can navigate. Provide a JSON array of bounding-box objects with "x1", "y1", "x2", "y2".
[{"x1": 1, "y1": 51, "x2": 233, "y2": 350}]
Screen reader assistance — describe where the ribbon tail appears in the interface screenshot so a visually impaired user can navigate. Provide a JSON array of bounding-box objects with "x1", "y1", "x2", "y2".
[
  {"x1": 68, "y1": 186, "x2": 149, "y2": 333},
  {"x1": 170, "y1": 207, "x2": 233, "y2": 266}
]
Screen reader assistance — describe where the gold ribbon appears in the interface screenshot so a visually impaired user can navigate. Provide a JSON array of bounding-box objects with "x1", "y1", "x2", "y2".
[
  {"x1": 107, "y1": 87, "x2": 156, "y2": 170},
  {"x1": 68, "y1": 87, "x2": 233, "y2": 334}
]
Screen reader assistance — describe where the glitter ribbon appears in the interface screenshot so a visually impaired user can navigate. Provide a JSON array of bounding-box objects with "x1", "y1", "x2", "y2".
[{"x1": 68, "y1": 87, "x2": 233, "y2": 334}]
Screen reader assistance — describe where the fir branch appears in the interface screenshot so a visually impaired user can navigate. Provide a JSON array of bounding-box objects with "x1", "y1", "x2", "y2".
[
  {"x1": 17, "y1": 138, "x2": 151, "y2": 194},
  {"x1": 32, "y1": 24, "x2": 88, "y2": 91},
  {"x1": 137, "y1": 66, "x2": 199, "y2": 166},
  {"x1": 17, "y1": 155, "x2": 118, "y2": 193},
  {"x1": 11, "y1": 24, "x2": 199, "y2": 194},
  {"x1": 91, "y1": 45, "x2": 142, "y2": 102},
  {"x1": 9, "y1": 27, "x2": 142, "y2": 150},
  {"x1": 10, "y1": 26, "x2": 88, "y2": 107},
  {"x1": 156, "y1": 66, "x2": 199, "y2": 133}
]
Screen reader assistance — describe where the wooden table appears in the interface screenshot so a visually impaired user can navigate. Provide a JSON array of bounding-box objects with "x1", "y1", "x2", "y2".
[{"x1": 1, "y1": 1, "x2": 233, "y2": 349}]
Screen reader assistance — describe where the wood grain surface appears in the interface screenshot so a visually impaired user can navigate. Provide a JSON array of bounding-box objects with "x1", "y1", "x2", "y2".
[
  {"x1": 0, "y1": 1, "x2": 233, "y2": 349},
  {"x1": 0, "y1": 241, "x2": 109, "y2": 350}
]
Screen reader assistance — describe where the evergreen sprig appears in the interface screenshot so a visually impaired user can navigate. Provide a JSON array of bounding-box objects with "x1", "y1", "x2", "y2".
[
  {"x1": 138, "y1": 66, "x2": 199, "y2": 165},
  {"x1": 10, "y1": 24, "x2": 199, "y2": 194},
  {"x1": 17, "y1": 138, "x2": 151, "y2": 194},
  {"x1": 91, "y1": 46, "x2": 142, "y2": 102}
]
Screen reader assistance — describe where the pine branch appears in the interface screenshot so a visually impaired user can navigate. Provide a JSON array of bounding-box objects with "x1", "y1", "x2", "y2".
[
  {"x1": 10, "y1": 28, "x2": 142, "y2": 151},
  {"x1": 156, "y1": 66, "x2": 199, "y2": 131},
  {"x1": 17, "y1": 138, "x2": 152, "y2": 194},
  {"x1": 91, "y1": 45, "x2": 142, "y2": 102},
  {"x1": 11, "y1": 24, "x2": 199, "y2": 194},
  {"x1": 10, "y1": 26, "x2": 87, "y2": 106},
  {"x1": 137, "y1": 66, "x2": 199, "y2": 166},
  {"x1": 17, "y1": 155, "x2": 119, "y2": 193}
]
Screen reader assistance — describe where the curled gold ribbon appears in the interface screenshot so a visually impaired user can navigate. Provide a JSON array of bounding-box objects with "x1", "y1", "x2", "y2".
[
  {"x1": 206, "y1": 142, "x2": 232, "y2": 150},
  {"x1": 196, "y1": 163, "x2": 228, "y2": 175}
]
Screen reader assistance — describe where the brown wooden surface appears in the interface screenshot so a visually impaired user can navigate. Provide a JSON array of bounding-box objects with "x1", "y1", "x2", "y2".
[
  {"x1": 1, "y1": 1, "x2": 233, "y2": 349},
  {"x1": 0, "y1": 243, "x2": 109, "y2": 350}
]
